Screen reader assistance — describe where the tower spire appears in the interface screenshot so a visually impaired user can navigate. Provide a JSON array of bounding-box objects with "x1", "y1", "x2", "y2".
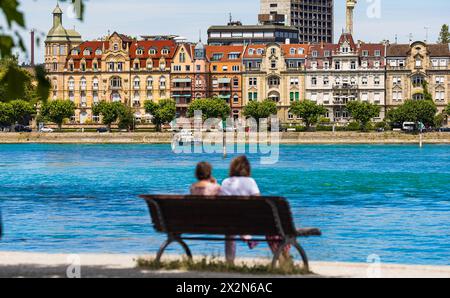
[{"x1": 346, "y1": 0, "x2": 357, "y2": 35}]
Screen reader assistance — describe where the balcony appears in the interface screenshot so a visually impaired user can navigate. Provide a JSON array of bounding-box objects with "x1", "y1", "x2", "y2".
[
  {"x1": 93, "y1": 85, "x2": 99, "y2": 91},
  {"x1": 333, "y1": 84, "x2": 357, "y2": 90},
  {"x1": 80, "y1": 85, "x2": 86, "y2": 91},
  {"x1": 147, "y1": 85, "x2": 153, "y2": 90},
  {"x1": 133, "y1": 85, "x2": 140, "y2": 90},
  {"x1": 109, "y1": 85, "x2": 122, "y2": 90}
]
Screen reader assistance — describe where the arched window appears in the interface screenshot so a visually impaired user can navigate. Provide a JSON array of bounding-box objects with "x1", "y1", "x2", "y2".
[
  {"x1": 68, "y1": 77, "x2": 75, "y2": 90},
  {"x1": 83, "y1": 48, "x2": 91, "y2": 56},
  {"x1": 136, "y1": 47, "x2": 144, "y2": 55},
  {"x1": 113, "y1": 44, "x2": 119, "y2": 51},
  {"x1": 268, "y1": 91, "x2": 280, "y2": 102},
  {"x1": 93, "y1": 77, "x2": 99, "y2": 90},
  {"x1": 233, "y1": 94, "x2": 239, "y2": 103},
  {"x1": 149, "y1": 48, "x2": 157, "y2": 55},
  {"x1": 133, "y1": 77, "x2": 140, "y2": 89},
  {"x1": 95, "y1": 48, "x2": 102, "y2": 56},
  {"x1": 111, "y1": 91, "x2": 121, "y2": 102},
  {"x1": 147, "y1": 60, "x2": 153, "y2": 69},
  {"x1": 71, "y1": 48, "x2": 79, "y2": 55},
  {"x1": 268, "y1": 76, "x2": 280, "y2": 87},
  {"x1": 413, "y1": 93, "x2": 424, "y2": 100},
  {"x1": 80, "y1": 77, "x2": 87, "y2": 90},
  {"x1": 110, "y1": 77, "x2": 122, "y2": 89},
  {"x1": 159, "y1": 76, "x2": 166, "y2": 88},
  {"x1": 162, "y1": 48, "x2": 170, "y2": 55},
  {"x1": 412, "y1": 75, "x2": 425, "y2": 87},
  {"x1": 147, "y1": 77, "x2": 153, "y2": 89}
]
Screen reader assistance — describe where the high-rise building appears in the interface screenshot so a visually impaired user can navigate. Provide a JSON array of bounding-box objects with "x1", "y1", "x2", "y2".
[{"x1": 259, "y1": 0, "x2": 334, "y2": 44}]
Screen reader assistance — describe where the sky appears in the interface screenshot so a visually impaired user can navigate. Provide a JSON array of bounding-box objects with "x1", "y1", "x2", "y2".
[{"x1": 5, "y1": 0, "x2": 450, "y2": 63}]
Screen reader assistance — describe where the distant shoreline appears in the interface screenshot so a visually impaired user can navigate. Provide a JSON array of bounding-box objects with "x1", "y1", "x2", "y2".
[{"x1": 0, "y1": 132, "x2": 450, "y2": 145}]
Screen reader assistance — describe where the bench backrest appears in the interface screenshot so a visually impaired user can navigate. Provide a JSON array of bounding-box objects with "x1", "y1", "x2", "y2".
[{"x1": 140, "y1": 195, "x2": 298, "y2": 237}]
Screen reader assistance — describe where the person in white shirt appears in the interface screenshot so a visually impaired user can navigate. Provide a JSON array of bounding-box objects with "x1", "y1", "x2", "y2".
[{"x1": 220, "y1": 156, "x2": 260, "y2": 264}]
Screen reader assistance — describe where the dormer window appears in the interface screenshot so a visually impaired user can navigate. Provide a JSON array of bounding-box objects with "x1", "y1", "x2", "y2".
[
  {"x1": 71, "y1": 49, "x2": 79, "y2": 55},
  {"x1": 136, "y1": 47, "x2": 144, "y2": 55},
  {"x1": 83, "y1": 49, "x2": 91, "y2": 56},
  {"x1": 362, "y1": 50, "x2": 369, "y2": 57},
  {"x1": 375, "y1": 50, "x2": 381, "y2": 57},
  {"x1": 415, "y1": 59, "x2": 422, "y2": 68},
  {"x1": 270, "y1": 48, "x2": 276, "y2": 55},
  {"x1": 149, "y1": 48, "x2": 157, "y2": 55},
  {"x1": 162, "y1": 48, "x2": 169, "y2": 55},
  {"x1": 312, "y1": 51, "x2": 318, "y2": 57},
  {"x1": 298, "y1": 48, "x2": 304, "y2": 55},
  {"x1": 257, "y1": 49, "x2": 263, "y2": 55},
  {"x1": 248, "y1": 49, "x2": 255, "y2": 55},
  {"x1": 324, "y1": 50, "x2": 330, "y2": 57},
  {"x1": 95, "y1": 48, "x2": 102, "y2": 56},
  {"x1": 342, "y1": 47, "x2": 349, "y2": 53},
  {"x1": 290, "y1": 48, "x2": 296, "y2": 55},
  {"x1": 113, "y1": 44, "x2": 119, "y2": 51}
]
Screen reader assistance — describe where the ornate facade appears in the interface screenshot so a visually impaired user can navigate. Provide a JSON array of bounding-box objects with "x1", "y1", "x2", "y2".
[
  {"x1": 306, "y1": 33, "x2": 386, "y2": 122},
  {"x1": 242, "y1": 43, "x2": 308, "y2": 121},
  {"x1": 45, "y1": 5, "x2": 449, "y2": 125},
  {"x1": 386, "y1": 42, "x2": 450, "y2": 114}
]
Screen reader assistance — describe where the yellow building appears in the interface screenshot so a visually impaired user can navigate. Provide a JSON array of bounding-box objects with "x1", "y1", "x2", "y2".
[
  {"x1": 386, "y1": 41, "x2": 450, "y2": 114},
  {"x1": 242, "y1": 43, "x2": 308, "y2": 122},
  {"x1": 45, "y1": 6, "x2": 175, "y2": 123}
]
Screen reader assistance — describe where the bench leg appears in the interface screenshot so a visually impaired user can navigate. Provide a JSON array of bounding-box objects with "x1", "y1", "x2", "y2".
[
  {"x1": 271, "y1": 238, "x2": 310, "y2": 272},
  {"x1": 292, "y1": 240, "x2": 310, "y2": 272},
  {"x1": 271, "y1": 239, "x2": 290, "y2": 268},
  {"x1": 155, "y1": 234, "x2": 193, "y2": 264}
]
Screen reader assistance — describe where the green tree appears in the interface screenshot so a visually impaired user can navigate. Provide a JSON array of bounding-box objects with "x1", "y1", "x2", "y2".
[
  {"x1": 386, "y1": 100, "x2": 437, "y2": 127},
  {"x1": 144, "y1": 99, "x2": 176, "y2": 132},
  {"x1": 289, "y1": 100, "x2": 327, "y2": 130},
  {"x1": 446, "y1": 103, "x2": 450, "y2": 116},
  {"x1": 187, "y1": 98, "x2": 231, "y2": 120},
  {"x1": 434, "y1": 113, "x2": 446, "y2": 128},
  {"x1": 9, "y1": 99, "x2": 35, "y2": 125},
  {"x1": 0, "y1": 102, "x2": 13, "y2": 127},
  {"x1": 117, "y1": 105, "x2": 135, "y2": 131},
  {"x1": 346, "y1": 101, "x2": 381, "y2": 131},
  {"x1": 422, "y1": 81, "x2": 433, "y2": 101},
  {"x1": 92, "y1": 101, "x2": 123, "y2": 131},
  {"x1": 243, "y1": 99, "x2": 278, "y2": 127},
  {"x1": 437, "y1": 24, "x2": 450, "y2": 44},
  {"x1": 40, "y1": 100, "x2": 75, "y2": 131}
]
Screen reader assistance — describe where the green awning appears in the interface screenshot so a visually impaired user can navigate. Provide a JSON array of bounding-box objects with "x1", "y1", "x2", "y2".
[
  {"x1": 219, "y1": 95, "x2": 231, "y2": 99},
  {"x1": 218, "y1": 78, "x2": 231, "y2": 84},
  {"x1": 173, "y1": 78, "x2": 192, "y2": 83}
]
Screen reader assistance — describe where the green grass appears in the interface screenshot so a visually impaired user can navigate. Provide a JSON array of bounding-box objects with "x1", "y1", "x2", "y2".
[{"x1": 136, "y1": 256, "x2": 311, "y2": 275}]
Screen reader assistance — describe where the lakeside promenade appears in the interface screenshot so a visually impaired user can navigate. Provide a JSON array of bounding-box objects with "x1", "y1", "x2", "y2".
[
  {"x1": 0, "y1": 252, "x2": 449, "y2": 278},
  {"x1": 1, "y1": 132, "x2": 450, "y2": 144}
]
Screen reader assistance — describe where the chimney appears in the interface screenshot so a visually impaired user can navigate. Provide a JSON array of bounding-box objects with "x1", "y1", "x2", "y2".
[{"x1": 30, "y1": 29, "x2": 35, "y2": 66}]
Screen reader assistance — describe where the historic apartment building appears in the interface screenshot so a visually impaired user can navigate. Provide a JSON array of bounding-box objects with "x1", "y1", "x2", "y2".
[
  {"x1": 386, "y1": 42, "x2": 450, "y2": 113},
  {"x1": 306, "y1": 33, "x2": 386, "y2": 122},
  {"x1": 45, "y1": 5, "x2": 449, "y2": 125},
  {"x1": 259, "y1": 0, "x2": 334, "y2": 43},
  {"x1": 242, "y1": 43, "x2": 308, "y2": 121}
]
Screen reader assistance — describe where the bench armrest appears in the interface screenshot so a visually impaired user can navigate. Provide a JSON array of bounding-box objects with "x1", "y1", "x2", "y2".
[{"x1": 296, "y1": 228, "x2": 322, "y2": 237}]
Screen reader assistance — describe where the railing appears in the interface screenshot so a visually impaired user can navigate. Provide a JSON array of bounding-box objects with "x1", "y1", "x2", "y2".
[{"x1": 333, "y1": 84, "x2": 358, "y2": 90}]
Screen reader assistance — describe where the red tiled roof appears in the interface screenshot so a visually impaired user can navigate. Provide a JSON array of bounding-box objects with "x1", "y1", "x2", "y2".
[
  {"x1": 281, "y1": 44, "x2": 309, "y2": 58},
  {"x1": 243, "y1": 44, "x2": 266, "y2": 58},
  {"x1": 205, "y1": 45, "x2": 244, "y2": 62}
]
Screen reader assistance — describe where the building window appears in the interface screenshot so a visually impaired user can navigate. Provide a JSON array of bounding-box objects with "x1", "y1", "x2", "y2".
[
  {"x1": 290, "y1": 92, "x2": 300, "y2": 102},
  {"x1": 362, "y1": 50, "x2": 369, "y2": 57},
  {"x1": 134, "y1": 77, "x2": 140, "y2": 89},
  {"x1": 233, "y1": 95, "x2": 239, "y2": 103},
  {"x1": 117, "y1": 62, "x2": 123, "y2": 72},
  {"x1": 232, "y1": 65, "x2": 240, "y2": 72},
  {"x1": 110, "y1": 77, "x2": 122, "y2": 89},
  {"x1": 415, "y1": 59, "x2": 422, "y2": 68},
  {"x1": 268, "y1": 76, "x2": 280, "y2": 87},
  {"x1": 233, "y1": 78, "x2": 239, "y2": 87},
  {"x1": 323, "y1": 77, "x2": 329, "y2": 86},
  {"x1": 249, "y1": 78, "x2": 257, "y2": 86},
  {"x1": 413, "y1": 93, "x2": 424, "y2": 100},
  {"x1": 311, "y1": 77, "x2": 317, "y2": 86},
  {"x1": 149, "y1": 48, "x2": 157, "y2": 55},
  {"x1": 335, "y1": 61, "x2": 341, "y2": 70},
  {"x1": 248, "y1": 92, "x2": 258, "y2": 101},
  {"x1": 362, "y1": 77, "x2": 368, "y2": 85},
  {"x1": 374, "y1": 76, "x2": 380, "y2": 85},
  {"x1": 290, "y1": 78, "x2": 299, "y2": 86},
  {"x1": 350, "y1": 61, "x2": 356, "y2": 70},
  {"x1": 412, "y1": 75, "x2": 425, "y2": 87},
  {"x1": 393, "y1": 76, "x2": 402, "y2": 85}
]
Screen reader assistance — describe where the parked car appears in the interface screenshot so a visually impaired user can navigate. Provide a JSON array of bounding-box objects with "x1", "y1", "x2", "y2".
[
  {"x1": 439, "y1": 127, "x2": 450, "y2": 132},
  {"x1": 14, "y1": 125, "x2": 32, "y2": 132},
  {"x1": 96, "y1": 127, "x2": 109, "y2": 133},
  {"x1": 39, "y1": 127, "x2": 54, "y2": 133},
  {"x1": 402, "y1": 122, "x2": 416, "y2": 132}
]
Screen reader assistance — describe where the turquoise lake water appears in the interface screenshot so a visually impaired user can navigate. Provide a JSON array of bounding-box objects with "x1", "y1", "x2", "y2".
[{"x1": 0, "y1": 144, "x2": 449, "y2": 265}]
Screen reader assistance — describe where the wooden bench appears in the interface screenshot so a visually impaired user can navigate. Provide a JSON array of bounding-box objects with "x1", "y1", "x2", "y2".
[{"x1": 139, "y1": 195, "x2": 321, "y2": 270}]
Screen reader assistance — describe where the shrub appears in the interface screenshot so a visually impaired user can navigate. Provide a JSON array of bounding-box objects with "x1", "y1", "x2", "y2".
[
  {"x1": 295, "y1": 125, "x2": 307, "y2": 132},
  {"x1": 347, "y1": 121, "x2": 361, "y2": 131}
]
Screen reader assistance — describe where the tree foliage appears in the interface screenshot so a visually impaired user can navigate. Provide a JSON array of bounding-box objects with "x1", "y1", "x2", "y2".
[
  {"x1": 0, "y1": 102, "x2": 13, "y2": 127},
  {"x1": 144, "y1": 99, "x2": 176, "y2": 132},
  {"x1": 437, "y1": 24, "x2": 450, "y2": 44},
  {"x1": 0, "y1": 99, "x2": 34, "y2": 127},
  {"x1": 187, "y1": 98, "x2": 231, "y2": 120},
  {"x1": 386, "y1": 100, "x2": 438, "y2": 127},
  {"x1": 92, "y1": 101, "x2": 133, "y2": 131},
  {"x1": 40, "y1": 100, "x2": 75, "y2": 130},
  {"x1": 243, "y1": 99, "x2": 278, "y2": 122},
  {"x1": 289, "y1": 100, "x2": 327, "y2": 129},
  {"x1": 346, "y1": 101, "x2": 381, "y2": 131}
]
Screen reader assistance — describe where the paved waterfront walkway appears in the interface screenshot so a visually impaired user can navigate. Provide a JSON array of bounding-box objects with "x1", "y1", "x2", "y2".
[{"x1": 0, "y1": 252, "x2": 448, "y2": 278}]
